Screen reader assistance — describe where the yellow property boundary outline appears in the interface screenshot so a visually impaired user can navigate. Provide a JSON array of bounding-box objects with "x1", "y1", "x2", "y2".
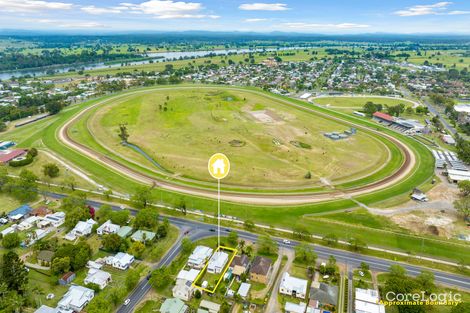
[{"x1": 192, "y1": 246, "x2": 238, "y2": 294}]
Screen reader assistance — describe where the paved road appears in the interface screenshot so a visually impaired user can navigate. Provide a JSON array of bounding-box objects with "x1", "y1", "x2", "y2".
[
  {"x1": 46, "y1": 193, "x2": 470, "y2": 312},
  {"x1": 422, "y1": 98, "x2": 457, "y2": 135}
]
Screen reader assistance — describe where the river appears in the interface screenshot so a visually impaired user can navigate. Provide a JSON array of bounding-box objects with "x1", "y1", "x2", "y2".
[{"x1": 0, "y1": 46, "x2": 307, "y2": 80}]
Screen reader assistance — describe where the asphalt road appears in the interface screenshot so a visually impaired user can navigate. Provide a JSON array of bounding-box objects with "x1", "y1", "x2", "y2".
[{"x1": 47, "y1": 193, "x2": 470, "y2": 312}]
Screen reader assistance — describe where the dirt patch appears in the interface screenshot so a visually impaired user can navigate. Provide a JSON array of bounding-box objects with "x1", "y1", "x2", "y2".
[
  {"x1": 391, "y1": 212, "x2": 457, "y2": 238},
  {"x1": 249, "y1": 110, "x2": 282, "y2": 123}
]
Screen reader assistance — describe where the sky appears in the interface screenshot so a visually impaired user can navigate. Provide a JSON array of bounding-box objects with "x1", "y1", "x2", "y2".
[{"x1": 0, "y1": 0, "x2": 469, "y2": 34}]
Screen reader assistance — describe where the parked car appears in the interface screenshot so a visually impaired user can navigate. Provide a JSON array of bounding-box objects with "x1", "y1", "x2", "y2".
[{"x1": 124, "y1": 299, "x2": 131, "y2": 306}]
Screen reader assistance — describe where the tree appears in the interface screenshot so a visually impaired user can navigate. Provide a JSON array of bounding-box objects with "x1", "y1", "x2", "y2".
[
  {"x1": 360, "y1": 262, "x2": 369, "y2": 272},
  {"x1": 415, "y1": 270, "x2": 435, "y2": 294},
  {"x1": 2, "y1": 251, "x2": 28, "y2": 293},
  {"x1": 257, "y1": 235, "x2": 277, "y2": 255},
  {"x1": 363, "y1": 101, "x2": 380, "y2": 116},
  {"x1": 86, "y1": 294, "x2": 112, "y2": 313},
  {"x1": 293, "y1": 225, "x2": 311, "y2": 240},
  {"x1": 102, "y1": 234, "x2": 125, "y2": 253},
  {"x1": 294, "y1": 243, "x2": 317, "y2": 264},
  {"x1": 134, "y1": 208, "x2": 159, "y2": 230},
  {"x1": 458, "y1": 180, "x2": 470, "y2": 197},
  {"x1": 228, "y1": 231, "x2": 238, "y2": 246},
  {"x1": 128, "y1": 241, "x2": 145, "y2": 259},
  {"x1": 9, "y1": 169, "x2": 38, "y2": 202},
  {"x1": 348, "y1": 237, "x2": 367, "y2": 251},
  {"x1": 2, "y1": 233, "x2": 20, "y2": 249},
  {"x1": 54, "y1": 242, "x2": 92, "y2": 272},
  {"x1": 95, "y1": 204, "x2": 112, "y2": 223},
  {"x1": 454, "y1": 196, "x2": 470, "y2": 220},
  {"x1": 149, "y1": 267, "x2": 171, "y2": 289},
  {"x1": 51, "y1": 257, "x2": 71, "y2": 275},
  {"x1": 118, "y1": 124, "x2": 129, "y2": 143},
  {"x1": 389, "y1": 264, "x2": 407, "y2": 278},
  {"x1": 42, "y1": 163, "x2": 60, "y2": 178},
  {"x1": 46, "y1": 99, "x2": 64, "y2": 114},
  {"x1": 125, "y1": 269, "x2": 140, "y2": 291},
  {"x1": 64, "y1": 205, "x2": 91, "y2": 229},
  {"x1": 156, "y1": 224, "x2": 168, "y2": 239},
  {"x1": 111, "y1": 210, "x2": 130, "y2": 226},
  {"x1": 323, "y1": 233, "x2": 338, "y2": 246},
  {"x1": 244, "y1": 220, "x2": 255, "y2": 230},
  {"x1": 322, "y1": 255, "x2": 338, "y2": 276},
  {"x1": 131, "y1": 187, "x2": 155, "y2": 209},
  {"x1": 181, "y1": 237, "x2": 194, "y2": 254}
]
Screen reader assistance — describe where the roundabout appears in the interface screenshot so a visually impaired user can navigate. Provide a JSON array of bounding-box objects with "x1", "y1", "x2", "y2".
[{"x1": 57, "y1": 86, "x2": 426, "y2": 205}]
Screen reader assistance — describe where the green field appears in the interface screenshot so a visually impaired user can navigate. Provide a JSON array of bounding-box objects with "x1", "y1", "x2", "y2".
[
  {"x1": 313, "y1": 96, "x2": 418, "y2": 111},
  {"x1": 86, "y1": 88, "x2": 392, "y2": 189}
]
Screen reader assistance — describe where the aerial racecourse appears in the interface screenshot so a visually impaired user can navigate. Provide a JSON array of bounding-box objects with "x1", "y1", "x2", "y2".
[{"x1": 60, "y1": 86, "x2": 431, "y2": 205}]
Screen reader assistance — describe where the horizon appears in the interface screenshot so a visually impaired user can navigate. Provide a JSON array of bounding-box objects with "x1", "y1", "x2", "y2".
[{"x1": 1, "y1": 0, "x2": 469, "y2": 34}]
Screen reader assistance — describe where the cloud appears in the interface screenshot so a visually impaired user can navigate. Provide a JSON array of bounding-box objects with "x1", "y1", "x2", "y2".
[
  {"x1": 24, "y1": 18, "x2": 105, "y2": 28},
  {"x1": 117, "y1": 0, "x2": 217, "y2": 19},
  {"x1": 282, "y1": 22, "x2": 370, "y2": 30},
  {"x1": 244, "y1": 18, "x2": 268, "y2": 22},
  {"x1": 394, "y1": 2, "x2": 453, "y2": 16},
  {"x1": 0, "y1": 0, "x2": 73, "y2": 12},
  {"x1": 239, "y1": 3, "x2": 289, "y2": 11},
  {"x1": 447, "y1": 10, "x2": 470, "y2": 15},
  {"x1": 80, "y1": 5, "x2": 122, "y2": 15}
]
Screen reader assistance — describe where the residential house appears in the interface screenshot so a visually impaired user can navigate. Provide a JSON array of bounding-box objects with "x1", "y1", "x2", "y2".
[
  {"x1": 57, "y1": 285, "x2": 94, "y2": 312},
  {"x1": 131, "y1": 230, "x2": 156, "y2": 242},
  {"x1": 230, "y1": 254, "x2": 250, "y2": 277},
  {"x1": 453, "y1": 104, "x2": 470, "y2": 124},
  {"x1": 160, "y1": 298, "x2": 188, "y2": 313},
  {"x1": 117, "y1": 226, "x2": 133, "y2": 238},
  {"x1": 107, "y1": 252, "x2": 134, "y2": 270},
  {"x1": 37, "y1": 250, "x2": 54, "y2": 266},
  {"x1": 310, "y1": 282, "x2": 338, "y2": 307},
  {"x1": 176, "y1": 268, "x2": 200, "y2": 283},
  {"x1": 65, "y1": 219, "x2": 96, "y2": 241},
  {"x1": 279, "y1": 272, "x2": 308, "y2": 299},
  {"x1": 33, "y1": 305, "x2": 66, "y2": 313},
  {"x1": 188, "y1": 245, "x2": 213, "y2": 269},
  {"x1": 96, "y1": 220, "x2": 120, "y2": 236},
  {"x1": 355, "y1": 288, "x2": 386, "y2": 313},
  {"x1": 249, "y1": 256, "x2": 272, "y2": 284},
  {"x1": 237, "y1": 282, "x2": 251, "y2": 299},
  {"x1": 44, "y1": 211, "x2": 66, "y2": 227},
  {"x1": 18, "y1": 216, "x2": 39, "y2": 230},
  {"x1": 199, "y1": 300, "x2": 220, "y2": 313},
  {"x1": 84, "y1": 268, "x2": 112, "y2": 289},
  {"x1": 59, "y1": 272, "x2": 76, "y2": 285},
  {"x1": 172, "y1": 279, "x2": 194, "y2": 301},
  {"x1": 7, "y1": 204, "x2": 33, "y2": 221},
  {"x1": 31, "y1": 207, "x2": 51, "y2": 217},
  {"x1": 285, "y1": 302, "x2": 307, "y2": 313},
  {"x1": 207, "y1": 251, "x2": 229, "y2": 274}
]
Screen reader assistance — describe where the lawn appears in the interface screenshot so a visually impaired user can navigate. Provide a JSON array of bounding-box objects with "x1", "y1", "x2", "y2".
[
  {"x1": 0, "y1": 193, "x2": 22, "y2": 215},
  {"x1": 28, "y1": 268, "x2": 69, "y2": 308},
  {"x1": 313, "y1": 96, "x2": 419, "y2": 110}
]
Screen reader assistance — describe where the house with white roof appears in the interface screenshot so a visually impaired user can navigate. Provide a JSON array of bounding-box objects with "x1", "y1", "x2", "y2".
[
  {"x1": 1, "y1": 226, "x2": 16, "y2": 237},
  {"x1": 279, "y1": 272, "x2": 308, "y2": 299},
  {"x1": 107, "y1": 252, "x2": 134, "y2": 270},
  {"x1": 64, "y1": 219, "x2": 97, "y2": 241},
  {"x1": 18, "y1": 216, "x2": 39, "y2": 231},
  {"x1": 176, "y1": 268, "x2": 200, "y2": 283},
  {"x1": 285, "y1": 301, "x2": 307, "y2": 313},
  {"x1": 188, "y1": 245, "x2": 213, "y2": 269},
  {"x1": 44, "y1": 211, "x2": 66, "y2": 227},
  {"x1": 237, "y1": 282, "x2": 251, "y2": 299},
  {"x1": 355, "y1": 288, "x2": 386, "y2": 313},
  {"x1": 84, "y1": 268, "x2": 112, "y2": 289},
  {"x1": 207, "y1": 251, "x2": 229, "y2": 274},
  {"x1": 96, "y1": 220, "x2": 120, "y2": 236},
  {"x1": 58, "y1": 285, "x2": 94, "y2": 312},
  {"x1": 172, "y1": 279, "x2": 195, "y2": 301}
]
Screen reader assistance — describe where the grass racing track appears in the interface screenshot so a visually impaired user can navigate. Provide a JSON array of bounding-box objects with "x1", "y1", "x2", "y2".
[{"x1": 59, "y1": 86, "x2": 421, "y2": 205}]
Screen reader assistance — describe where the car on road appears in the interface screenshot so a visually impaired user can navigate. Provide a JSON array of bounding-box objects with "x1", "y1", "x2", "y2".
[
  {"x1": 283, "y1": 239, "x2": 291, "y2": 244},
  {"x1": 124, "y1": 299, "x2": 130, "y2": 306},
  {"x1": 209, "y1": 228, "x2": 216, "y2": 232}
]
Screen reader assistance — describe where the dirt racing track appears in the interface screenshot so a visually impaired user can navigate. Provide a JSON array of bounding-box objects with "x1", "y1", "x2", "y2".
[{"x1": 58, "y1": 87, "x2": 417, "y2": 205}]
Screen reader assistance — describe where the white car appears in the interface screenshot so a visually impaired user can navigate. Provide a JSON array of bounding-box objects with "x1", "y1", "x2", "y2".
[
  {"x1": 124, "y1": 299, "x2": 131, "y2": 306},
  {"x1": 46, "y1": 293, "x2": 55, "y2": 300},
  {"x1": 283, "y1": 239, "x2": 291, "y2": 244}
]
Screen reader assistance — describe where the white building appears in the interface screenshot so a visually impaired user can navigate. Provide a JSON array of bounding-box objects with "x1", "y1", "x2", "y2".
[
  {"x1": 207, "y1": 251, "x2": 229, "y2": 274},
  {"x1": 188, "y1": 245, "x2": 213, "y2": 269},
  {"x1": 58, "y1": 285, "x2": 94, "y2": 312},
  {"x1": 285, "y1": 302, "x2": 307, "y2": 313},
  {"x1": 18, "y1": 216, "x2": 39, "y2": 231},
  {"x1": 65, "y1": 219, "x2": 97, "y2": 241},
  {"x1": 279, "y1": 272, "x2": 308, "y2": 299},
  {"x1": 172, "y1": 279, "x2": 195, "y2": 301},
  {"x1": 96, "y1": 220, "x2": 120, "y2": 236},
  {"x1": 237, "y1": 282, "x2": 251, "y2": 299},
  {"x1": 44, "y1": 211, "x2": 66, "y2": 227},
  {"x1": 176, "y1": 268, "x2": 200, "y2": 283},
  {"x1": 355, "y1": 288, "x2": 386, "y2": 313},
  {"x1": 84, "y1": 268, "x2": 112, "y2": 290},
  {"x1": 107, "y1": 252, "x2": 134, "y2": 270}
]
